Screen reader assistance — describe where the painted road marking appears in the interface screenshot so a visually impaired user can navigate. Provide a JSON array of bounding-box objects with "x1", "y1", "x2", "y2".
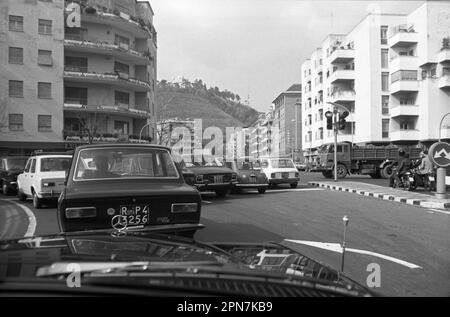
[
  {"x1": 284, "y1": 239, "x2": 422, "y2": 269},
  {"x1": 202, "y1": 200, "x2": 213, "y2": 204},
  {"x1": 428, "y1": 208, "x2": 450, "y2": 215},
  {"x1": 0, "y1": 199, "x2": 36, "y2": 237}
]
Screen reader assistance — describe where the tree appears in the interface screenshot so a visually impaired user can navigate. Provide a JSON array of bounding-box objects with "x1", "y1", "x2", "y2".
[{"x1": 76, "y1": 109, "x2": 107, "y2": 144}]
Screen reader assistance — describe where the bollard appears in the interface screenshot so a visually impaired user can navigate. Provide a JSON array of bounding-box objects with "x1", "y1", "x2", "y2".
[{"x1": 435, "y1": 167, "x2": 447, "y2": 199}]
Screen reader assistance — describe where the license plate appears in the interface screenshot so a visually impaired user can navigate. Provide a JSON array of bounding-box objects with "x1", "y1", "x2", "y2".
[
  {"x1": 250, "y1": 176, "x2": 256, "y2": 183},
  {"x1": 214, "y1": 175, "x2": 223, "y2": 183},
  {"x1": 282, "y1": 172, "x2": 289, "y2": 178},
  {"x1": 119, "y1": 205, "x2": 149, "y2": 226},
  {"x1": 409, "y1": 177, "x2": 414, "y2": 182},
  {"x1": 289, "y1": 172, "x2": 296, "y2": 178},
  {"x1": 429, "y1": 176, "x2": 435, "y2": 181}
]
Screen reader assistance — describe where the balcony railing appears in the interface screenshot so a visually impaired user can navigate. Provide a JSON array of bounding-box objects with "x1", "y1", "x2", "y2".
[
  {"x1": 389, "y1": 24, "x2": 416, "y2": 38},
  {"x1": 64, "y1": 98, "x2": 88, "y2": 105},
  {"x1": 64, "y1": 70, "x2": 152, "y2": 91},
  {"x1": 64, "y1": 65, "x2": 88, "y2": 73},
  {"x1": 63, "y1": 130, "x2": 152, "y2": 143},
  {"x1": 64, "y1": 103, "x2": 149, "y2": 118},
  {"x1": 391, "y1": 70, "x2": 418, "y2": 83}
]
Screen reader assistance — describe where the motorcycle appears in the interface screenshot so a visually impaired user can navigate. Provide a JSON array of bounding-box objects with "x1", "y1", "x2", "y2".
[{"x1": 395, "y1": 168, "x2": 435, "y2": 191}]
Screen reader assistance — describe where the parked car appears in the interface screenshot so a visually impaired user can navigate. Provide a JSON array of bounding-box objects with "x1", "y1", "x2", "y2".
[
  {"x1": 0, "y1": 156, "x2": 28, "y2": 195},
  {"x1": 259, "y1": 157, "x2": 300, "y2": 188},
  {"x1": 178, "y1": 156, "x2": 237, "y2": 197},
  {"x1": 57, "y1": 144, "x2": 203, "y2": 237},
  {"x1": 223, "y1": 158, "x2": 268, "y2": 194},
  {"x1": 17, "y1": 152, "x2": 72, "y2": 208}
]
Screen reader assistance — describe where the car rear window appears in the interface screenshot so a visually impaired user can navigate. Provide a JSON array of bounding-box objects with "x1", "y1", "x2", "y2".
[
  {"x1": 270, "y1": 159, "x2": 295, "y2": 168},
  {"x1": 40, "y1": 157, "x2": 71, "y2": 172},
  {"x1": 74, "y1": 147, "x2": 179, "y2": 180}
]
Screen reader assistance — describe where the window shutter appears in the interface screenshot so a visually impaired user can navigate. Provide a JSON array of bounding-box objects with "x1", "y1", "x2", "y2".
[
  {"x1": 9, "y1": 81, "x2": 23, "y2": 97},
  {"x1": 38, "y1": 82, "x2": 51, "y2": 99},
  {"x1": 38, "y1": 115, "x2": 52, "y2": 131},
  {"x1": 9, "y1": 47, "x2": 23, "y2": 64}
]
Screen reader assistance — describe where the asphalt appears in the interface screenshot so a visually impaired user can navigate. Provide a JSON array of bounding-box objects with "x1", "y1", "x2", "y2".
[{"x1": 0, "y1": 173, "x2": 449, "y2": 296}]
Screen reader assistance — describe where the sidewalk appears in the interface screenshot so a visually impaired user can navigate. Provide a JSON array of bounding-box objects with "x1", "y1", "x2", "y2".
[{"x1": 308, "y1": 181, "x2": 450, "y2": 210}]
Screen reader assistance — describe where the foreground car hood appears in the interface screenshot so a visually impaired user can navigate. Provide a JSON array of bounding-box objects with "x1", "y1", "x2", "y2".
[
  {"x1": 0, "y1": 231, "x2": 372, "y2": 296},
  {"x1": 184, "y1": 167, "x2": 234, "y2": 175}
]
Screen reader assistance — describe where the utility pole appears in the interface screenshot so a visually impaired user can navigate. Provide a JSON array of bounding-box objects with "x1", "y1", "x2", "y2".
[{"x1": 334, "y1": 110, "x2": 339, "y2": 182}]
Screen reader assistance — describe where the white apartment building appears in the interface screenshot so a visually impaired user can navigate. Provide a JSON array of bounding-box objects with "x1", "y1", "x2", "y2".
[{"x1": 301, "y1": 1, "x2": 450, "y2": 162}]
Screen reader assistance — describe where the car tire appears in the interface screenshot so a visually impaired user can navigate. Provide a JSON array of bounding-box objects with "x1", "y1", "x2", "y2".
[
  {"x1": 334, "y1": 164, "x2": 347, "y2": 179},
  {"x1": 18, "y1": 188, "x2": 27, "y2": 201},
  {"x1": 290, "y1": 183, "x2": 298, "y2": 189},
  {"x1": 257, "y1": 188, "x2": 266, "y2": 194},
  {"x1": 215, "y1": 190, "x2": 228, "y2": 197},
  {"x1": 381, "y1": 165, "x2": 393, "y2": 179},
  {"x1": 322, "y1": 171, "x2": 332, "y2": 179},
  {"x1": 33, "y1": 191, "x2": 42, "y2": 209}
]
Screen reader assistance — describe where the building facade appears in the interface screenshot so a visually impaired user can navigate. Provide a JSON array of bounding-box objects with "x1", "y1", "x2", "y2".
[
  {"x1": 301, "y1": 1, "x2": 450, "y2": 163},
  {"x1": 272, "y1": 84, "x2": 302, "y2": 159},
  {"x1": 0, "y1": 0, "x2": 157, "y2": 155}
]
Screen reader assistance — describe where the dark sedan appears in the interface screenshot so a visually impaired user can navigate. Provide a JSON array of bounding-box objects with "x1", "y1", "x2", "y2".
[
  {"x1": 179, "y1": 159, "x2": 237, "y2": 197},
  {"x1": 57, "y1": 144, "x2": 203, "y2": 237},
  {"x1": 223, "y1": 159, "x2": 268, "y2": 194},
  {"x1": 0, "y1": 230, "x2": 375, "y2": 297},
  {"x1": 0, "y1": 156, "x2": 28, "y2": 195}
]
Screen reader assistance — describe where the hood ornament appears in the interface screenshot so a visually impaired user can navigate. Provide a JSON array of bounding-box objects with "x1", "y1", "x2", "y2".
[{"x1": 111, "y1": 215, "x2": 128, "y2": 237}]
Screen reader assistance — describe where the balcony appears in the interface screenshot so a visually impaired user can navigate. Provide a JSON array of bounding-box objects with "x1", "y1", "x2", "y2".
[
  {"x1": 64, "y1": 102, "x2": 150, "y2": 119},
  {"x1": 390, "y1": 70, "x2": 418, "y2": 94},
  {"x1": 390, "y1": 105, "x2": 419, "y2": 118},
  {"x1": 328, "y1": 69, "x2": 354, "y2": 84},
  {"x1": 388, "y1": 25, "x2": 418, "y2": 48},
  {"x1": 329, "y1": 89, "x2": 355, "y2": 103},
  {"x1": 389, "y1": 56, "x2": 418, "y2": 73},
  {"x1": 63, "y1": 131, "x2": 152, "y2": 144},
  {"x1": 64, "y1": 39, "x2": 152, "y2": 65},
  {"x1": 329, "y1": 49, "x2": 354, "y2": 64},
  {"x1": 64, "y1": 70, "x2": 151, "y2": 92},
  {"x1": 438, "y1": 49, "x2": 450, "y2": 63},
  {"x1": 439, "y1": 75, "x2": 450, "y2": 89},
  {"x1": 390, "y1": 129, "x2": 419, "y2": 141}
]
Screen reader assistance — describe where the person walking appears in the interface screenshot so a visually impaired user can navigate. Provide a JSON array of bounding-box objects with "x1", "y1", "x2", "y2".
[{"x1": 389, "y1": 149, "x2": 405, "y2": 187}]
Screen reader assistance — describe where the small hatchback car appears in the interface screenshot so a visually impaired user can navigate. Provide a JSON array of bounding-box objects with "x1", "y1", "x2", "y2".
[
  {"x1": 17, "y1": 153, "x2": 72, "y2": 208},
  {"x1": 57, "y1": 144, "x2": 203, "y2": 236},
  {"x1": 223, "y1": 158, "x2": 268, "y2": 194},
  {"x1": 259, "y1": 157, "x2": 300, "y2": 188}
]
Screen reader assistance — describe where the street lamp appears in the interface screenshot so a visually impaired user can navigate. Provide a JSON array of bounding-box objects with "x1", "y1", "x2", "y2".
[
  {"x1": 139, "y1": 122, "x2": 154, "y2": 143},
  {"x1": 341, "y1": 215, "x2": 349, "y2": 273}
]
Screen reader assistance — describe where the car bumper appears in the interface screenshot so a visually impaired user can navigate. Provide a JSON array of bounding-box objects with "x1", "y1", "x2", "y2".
[
  {"x1": 63, "y1": 222, "x2": 205, "y2": 235},
  {"x1": 4, "y1": 181, "x2": 18, "y2": 191},
  {"x1": 38, "y1": 190, "x2": 62, "y2": 199},
  {"x1": 194, "y1": 182, "x2": 236, "y2": 191},
  {"x1": 268, "y1": 178, "x2": 299, "y2": 184},
  {"x1": 235, "y1": 183, "x2": 268, "y2": 188}
]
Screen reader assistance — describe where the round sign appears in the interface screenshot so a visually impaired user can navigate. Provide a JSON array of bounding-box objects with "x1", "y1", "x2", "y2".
[{"x1": 428, "y1": 142, "x2": 450, "y2": 168}]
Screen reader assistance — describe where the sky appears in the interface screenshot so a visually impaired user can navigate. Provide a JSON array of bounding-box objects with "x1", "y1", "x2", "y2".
[{"x1": 146, "y1": 0, "x2": 424, "y2": 112}]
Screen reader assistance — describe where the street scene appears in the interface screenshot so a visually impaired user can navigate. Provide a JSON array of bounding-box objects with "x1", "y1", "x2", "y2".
[{"x1": 0, "y1": 0, "x2": 450, "y2": 299}]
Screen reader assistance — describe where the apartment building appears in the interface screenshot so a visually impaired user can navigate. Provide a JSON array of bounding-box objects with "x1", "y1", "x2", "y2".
[
  {"x1": 0, "y1": 0, "x2": 157, "y2": 155},
  {"x1": 301, "y1": 1, "x2": 450, "y2": 162},
  {"x1": 0, "y1": 0, "x2": 65, "y2": 154},
  {"x1": 272, "y1": 84, "x2": 302, "y2": 158}
]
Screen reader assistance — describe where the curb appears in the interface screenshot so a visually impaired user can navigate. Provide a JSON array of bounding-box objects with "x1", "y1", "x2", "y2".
[{"x1": 308, "y1": 182, "x2": 450, "y2": 210}]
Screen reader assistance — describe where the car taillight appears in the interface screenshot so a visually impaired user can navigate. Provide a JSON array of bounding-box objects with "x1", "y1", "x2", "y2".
[
  {"x1": 196, "y1": 175, "x2": 203, "y2": 183},
  {"x1": 42, "y1": 182, "x2": 55, "y2": 187},
  {"x1": 65, "y1": 207, "x2": 97, "y2": 219},
  {"x1": 171, "y1": 203, "x2": 198, "y2": 213}
]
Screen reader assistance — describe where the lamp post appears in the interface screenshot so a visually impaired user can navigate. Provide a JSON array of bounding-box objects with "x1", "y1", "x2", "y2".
[
  {"x1": 139, "y1": 122, "x2": 154, "y2": 143},
  {"x1": 341, "y1": 215, "x2": 349, "y2": 273},
  {"x1": 438, "y1": 112, "x2": 450, "y2": 142}
]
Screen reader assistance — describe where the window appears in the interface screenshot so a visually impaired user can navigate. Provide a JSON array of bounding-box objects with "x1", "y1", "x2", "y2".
[
  {"x1": 380, "y1": 26, "x2": 388, "y2": 44},
  {"x1": 382, "y1": 96, "x2": 389, "y2": 114},
  {"x1": 382, "y1": 119, "x2": 389, "y2": 138},
  {"x1": 115, "y1": 91, "x2": 130, "y2": 107},
  {"x1": 400, "y1": 121, "x2": 414, "y2": 130},
  {"x1": 65, "y1": 86, "x2": 87, "y2": 104},
  {"x1": 38, "y1": 50, "x2": 53, "y2": 66},
  {"x1": 38, "y1": 19, "x2": 52, "y2": 35},
  {"x1": 115, "y1": 34, "x2": 130, "y2": 48},
  {"x1": 9, "y1": 47, "x2": 23, "y2": 64},
  {"x1": 114, "y1": 62, "x2": 129, "y2": 77},
  {"x1": 9, "y1": 15, "x2": 23, "y2": 32},
  {"x1": 38, "y1": 82, "x2": 52, "y2": 99},
  {"x1": 38, "y1": 115, "x2": 52, "y2": 132},
  {"x1": 30, "y1": 159, "x2": 36, "y2": 174},
  {"x1": 114, "y1": 121, "x2": 129, "y2": 134},
  {"x1": 9, "y1": 114, "x2": 23, "y2": 131},
  {"x1": 9, "y1": 80, "x2": 23, "y2": 97},
  {"x1": 381, "y1": 49, "x2": 389, "y2": 68},
  {"x1": 65, "y1": 56, "x2": 87, "y2": 72},
  {"x1": 391, "y1": 70, "x2": 417, "y2": 83},
  {"x1": 24, "y1": 159, "x2": 31, "y2": 173},
  {"x1": 381, "y1": 72, "x2": 389, "y2": 91}
]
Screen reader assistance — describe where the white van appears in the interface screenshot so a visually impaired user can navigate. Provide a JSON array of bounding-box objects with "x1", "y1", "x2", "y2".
[{"x1": 259, "y1": 157, "x2": 299, "y2": 188}]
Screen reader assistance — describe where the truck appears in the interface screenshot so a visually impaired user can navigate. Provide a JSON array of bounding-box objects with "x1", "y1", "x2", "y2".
[{"x1": 314, "y1": 142, "x2": 422, "y2": 179}]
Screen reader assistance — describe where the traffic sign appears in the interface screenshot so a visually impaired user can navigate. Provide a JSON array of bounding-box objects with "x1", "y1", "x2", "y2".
[{"x1": 429, "y1": 142, "x2": 450, "y2": 167}]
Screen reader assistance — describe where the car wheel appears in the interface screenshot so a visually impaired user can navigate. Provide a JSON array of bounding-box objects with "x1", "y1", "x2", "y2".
[
  {"x1": 257, "y1": 188, "x2": 266, "y2": 194},
  {"x1": 18, "y1": 188, "x2": 27, "y2": 201},
  {"x1": 215, "y1": 190, "x2": 228, "y2": 197},
  {"x1": 33, "y1": 191, "x2": 42, "y2": 209},
  {"x1": 322, "y1": 171, "x2": 332, "y2": 179},
  {"x1": 290, "y1": 183, "x2": 298, "y2": 189},
  {"x1": 334, "y1": 164, "x2": 347, "y2": 179},
  {"x1": 381, "y1": 165, "x2": 393, "y2": 179}
]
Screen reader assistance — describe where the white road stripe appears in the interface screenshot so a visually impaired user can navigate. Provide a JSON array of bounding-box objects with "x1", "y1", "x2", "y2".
[
  {"x1": 266, "y1": 188, "x2": 324, "y2": 193},
  {"x1": 428, "y1": 208, "x2": 450, "y2": 215},
  {"x1": 0, "y1": 199, "x2": 36, "y2": 237},
  {"x1": 202, "y1": 200, "x2": 212, "y2": 204},
  {"x1": 284, "y1": 239, "x2": 422, "y2": 269}
]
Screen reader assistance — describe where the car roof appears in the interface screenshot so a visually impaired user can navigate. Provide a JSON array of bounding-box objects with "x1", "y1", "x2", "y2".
[
  {"x1": 75, "y1": 143, "x2": 170, "y2": 151},
  {"x1": 32, "y1": 155, "x2": 72, "y2": 159}
]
